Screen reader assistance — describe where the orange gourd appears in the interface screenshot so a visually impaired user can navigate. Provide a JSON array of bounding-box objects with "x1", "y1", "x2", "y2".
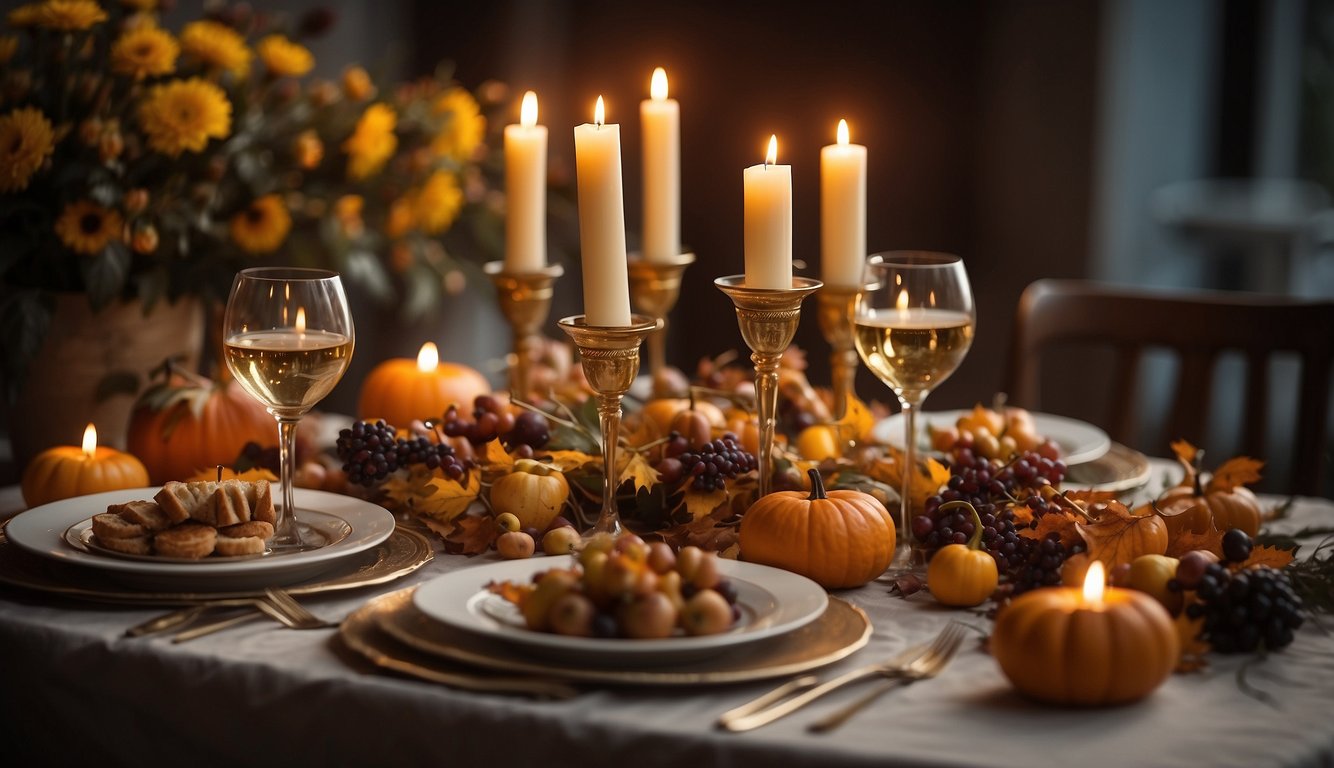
[
  {"x1": 127, "y1": 365, "x2": 275, "y2": 484},
  {"x1": 22, "y1": 445, "x2": 149, "y2": 507},
  {"x1": 926, "y1": 501, "x2": 998, "y2": 607},
  {"x1": 991, "y1": 579, "x2": 1178, "y2": 706},
  {"x1": 739, "y1": 468, "x2": 895, "y2": 589},
  {"x1": 1159, "y1": 468, "x2": 1262, "y2": 538}
]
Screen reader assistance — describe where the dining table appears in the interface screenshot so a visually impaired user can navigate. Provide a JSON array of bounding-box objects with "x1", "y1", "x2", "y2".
[{"x1": 2, "y1": 466, "x2": 1333, "y2": 768}]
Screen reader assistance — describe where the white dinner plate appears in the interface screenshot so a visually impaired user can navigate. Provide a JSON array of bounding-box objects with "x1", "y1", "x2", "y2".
[
  {"x1": 871, "y1": 409, "x2": 1112, "y2": 466},
  {"x1": 413, "y1": 558, "x2": 829, "y2": 665},
  {"x1": 5, "y1": 487, "x2": 395, "y2": 591}
]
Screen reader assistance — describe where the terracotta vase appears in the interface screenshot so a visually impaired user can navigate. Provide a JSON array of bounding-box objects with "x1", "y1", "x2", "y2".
[{"x1": 8, "y1": 294, "x2": 205, "y2": 468}]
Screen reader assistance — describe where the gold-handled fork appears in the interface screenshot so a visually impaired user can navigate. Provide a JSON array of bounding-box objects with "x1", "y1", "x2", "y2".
[
  {"x1": 262, "y1": 587, "x2": 338, "y2": 629},
  {"x1": 719, "y1": 621, "x2": 968, "y2": 732}
]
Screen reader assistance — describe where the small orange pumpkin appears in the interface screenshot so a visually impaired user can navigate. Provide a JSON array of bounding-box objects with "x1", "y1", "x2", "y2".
[
  {"x1": 926, "y1": 501, "x2": 999, "y2": 607},
  {"x1": 1159, "y1": 451, "x2": 1263, "y2": 538},
  {"x1": 22, "y1": 427, "x2": 150, "y2": 507},
  {"x1": 739, "y1": 468, "x2": 895, "y2": 589},
  {"x1": 127, "y1": 364, "x2": 276, "y2": 484}
]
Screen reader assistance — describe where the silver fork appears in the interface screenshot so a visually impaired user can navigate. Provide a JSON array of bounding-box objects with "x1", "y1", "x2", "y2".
[
  {"x1": 718, "y1": 622, "x2": 966, "y2": 732},
  {"x1": 806, "y1": 621, "x2": 968, "y2": 733},
  {"x1": 262, "y1": 587, "x2": 337, "y2": 629}
]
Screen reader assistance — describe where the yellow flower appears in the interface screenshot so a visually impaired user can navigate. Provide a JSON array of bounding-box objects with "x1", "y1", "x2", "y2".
[
  {"x1": 230, "y1": 194, "x2": 291, "y2": 254},
  {"x1": 111, "y1": 25, "x2": 178, "y2": 80},
  {"x1": 342, "y1": 66, "x2": 373, "y2": 101},
  {"x1": 342, "y1": 103, "x2": 396, "y2": 180},
  {"x1": 256, "y1": 35, "x2": 313, "y2": 78},
  {"x1": 430, "y1": 87, "x2": 485, "y2": 161},
  {"x1": 333, "y1": 194, "x2": 364, "y2": 238},
  {"x1": 292, "y1": 129, "x2": 322, "y2": 169},
  {"x1": 179, "y1": 20, "x2": 251, "y2": 77},
  {"x1": 385, "y1": 193, "x2": 413, "y2": 239},
  {"x1": 138, "y1": 77, "x2": 231, "y2": 156},
  {"x1": 55, "y1": 201, "x2": 122, "y2": 255},
  {"x1": 32, "y1": 1, "x2": 106, "y2": 31},
  {"x1": 413, "y1": 170, "x2": 462, "y2": 235},
  {"x1": 0, "y1": 107, "x2": 55, "y2": 193},
  {"x1": 0, "y1": 35, "x2": 18, "y2": 65}
]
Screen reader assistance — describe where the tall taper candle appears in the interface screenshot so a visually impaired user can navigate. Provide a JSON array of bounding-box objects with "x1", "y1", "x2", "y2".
[
  {"x1": 573, "y1": 96, "x2": 632, "y2": 326},
  {"x1": 504, "y1": 91, "x2": 547, "y2": 272},
  {"x1": 641, "y1": 67, "x2": 680, "y2": 263},
  {"x1": 743, "y1": 135, "x2": 793, "y2": 289},
  {"x1": 820, "y1": 119, "x2": 867, "y2": 288}
]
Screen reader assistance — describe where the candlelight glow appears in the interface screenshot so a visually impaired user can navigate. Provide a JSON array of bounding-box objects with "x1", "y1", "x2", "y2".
[
  {"x1": 594, "y1": 95, "x2": 605, "y2": 127},
  {"x1": 1083, "y1": 561, "x2": 1106, "y2": 604},
  {"x1": 837, "y1": 119, "x2": 849, "y2": 146},
  {"x1": 417, "y1": 342, "x2": 439, "y2": 372},
  {"x1": 81, "y1": 423, "x2": 97, "y2": 458},
  {"x1": 295, "y1": 307, "x2": 307, "y2": 334},
  {"x1": 651, "y1": 67, "x2": 668, "y2": 101},
  {"x1": 896, "y1": 288, "x2": 910, "y2": 312},
  {"x1": 766, "y1": 135, "x2": 778, "y2": 166},
  {"x1": 520, "y1": 90, "x2": 538, "y2": 127}
]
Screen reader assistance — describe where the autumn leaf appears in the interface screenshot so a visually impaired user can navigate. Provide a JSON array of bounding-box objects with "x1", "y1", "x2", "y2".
[
  {"x1": 542, "y1": 450, "x2": 600, "y2": 472},
  {"x1": 867, "y1": 452, "x2": 949, "y2": 511},
  {"x1": 684, "y1": 487, "x2": 728, "y2": 520},
  {"x1": 1166, "y1": 526, "x2": 1224, "y2": 558},
  {"x1": 1011, "y1": 504, "x2": 1035, "y2": 527},
  {"x1": 1174, "y1": 605, "x2": 1210, "y2": 673},
  {"x1": 658, "y1": 507, "x2": 738, "y2": 552},
  {"x1": 418, "y1": 515, "x2": 455, "y2": 541},
  {"x1": 1207, "y1": 457, "x2": 1263, "y2": 493},
  {"x1": 1235, "y1": 545, "x2": 1295, "y2": 571},
  {"x1": 412, "y1": 471, "x2": 482, "y2": 523},
  {"x1": 445, "y1": 513, "x2": 499, "y2": 556},
  {"x1": 889, "y1": 572, "x2": 926, "y2": 598},
  {"x1": 1171, "y1": 439, "x2": 1200, "y2": 465},
  {"x1": 1019, "y1": 511, "x2": 1082, "y2": 549},
  {"x1": 1063, "y1": 489, "x2": 1119, "y2": 506},
  {"x1": 487, "y1": 579, "x2": 532, "y2": 605},
  {"x1": 481, "y1": 438, "x2": 514, "y2": 467},
  {"x1": 619, "y1": 451, "x2": 660, "y2": 494},
  {"x1": 1077, "y1": 502, "x2": 1167, "y2": 570}
]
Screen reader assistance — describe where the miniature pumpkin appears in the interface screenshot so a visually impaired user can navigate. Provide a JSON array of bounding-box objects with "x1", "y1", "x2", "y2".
[
  {"x1": 1159, "y1": 467, "x2": 1262, "y2": 538},
  {"x1": 127, "y1": 365, "x2": 275, "y2": 484},
  {"x1": 926, "y1": 501, "x2": 998, "y2": 607},
  {"x1": 991, "y1": 563, "x2": 1178, "y2": 706},
  {"x1": 490, "y1": 459, "x2": 570, "y2": 532},
  {"x1": 739, "y1": 468, "x2": 895, "y2": 589},
  {"x1": 22, "y1": 426, "x2": 150, "y2": 507},
  {"x1": 641, "y1": 397, "x2": 725, "y2": 437}
]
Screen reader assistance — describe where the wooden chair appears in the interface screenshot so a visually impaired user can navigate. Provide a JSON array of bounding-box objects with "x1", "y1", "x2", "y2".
[{"x1": 1006, "y1": 279, "x2": 1334, "y2": 496}]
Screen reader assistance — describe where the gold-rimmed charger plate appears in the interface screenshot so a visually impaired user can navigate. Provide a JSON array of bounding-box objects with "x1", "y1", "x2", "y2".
[
  {"x1": 0, "y1": 522, "x2": 433, "y2": 605},
  {"x1": 1064, "y1": 442, "x2": 1155, "y2": 494},
  {"x1": 343, "y1": 587, "x2": 872, "y2": 687}
]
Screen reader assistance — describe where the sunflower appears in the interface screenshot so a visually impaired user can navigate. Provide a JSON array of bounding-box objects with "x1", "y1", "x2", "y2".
[
  {"x1": 111, "y1": 25, "x2": 178, "y2": 80},
  {"x1": 137, "y1": 77, "x2": 231, "y2": 156},
  {"x1": 256, "y1": 35, "x2": 313, "y2": 78},
  {"x1": 179, "y1": 20, "x2": 251, "y2": 77},
  {"x1": 55, "y1": 201, "x2": 122, "y2": 255},
  {"x1": 230, "y1": 195, "x2": 291, "y2": 254},
  {"x1": 342, "y1": 103, "x2": 397, "y2": 180},
  {"x1": 342, "y1": 66, "x2": 374, "y2": 101},
  {"x1": 33, "y1": 0, "x2": 107, "y2": 31},
  {"x1": 0, "y1": 36, "x2": 18, "y2": 65},
  {"x1": 430, "y1": 87, "x2": 485, "y2": 161},
  {"x1": 0, "y1": 107, "x2": 55, "y2": 193},
  {"x1": 413, "y1": 170, "x2": 463, "y2": 235}
]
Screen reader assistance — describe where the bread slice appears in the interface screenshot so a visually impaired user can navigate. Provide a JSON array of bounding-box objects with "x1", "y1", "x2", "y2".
[
  {"x1": 247, "y1": 480, "x2": 276, "y2": 525},
  {"x1": 96, "y1": 534, "x2": 153, "y2": 556},
  {"x1": 111, "y1": 500, "x2": 172, "y2": 532},
  {"x1": 214, "y1": 534, "x2": 266, "y2": 556},
  {"x1": 91, "y1": 513, "x2": 146, "y2": 540},
  {"x1": 153, "y1": 523, "x2": 217, "y2": 559},
  {"x1": 213, "y1": 480, "x2": 252, "y2": 527},
  {"x1": 219, "y1": 520, "x2": 274, "y2": 540},
  {"x1": 155, "y1": 481, "x2": 217, "y2": 524}
]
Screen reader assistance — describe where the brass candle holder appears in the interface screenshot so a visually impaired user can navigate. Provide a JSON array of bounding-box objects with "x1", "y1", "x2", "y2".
[
  {"x1": 627, "y1": 252, "x2": 695, "y2": 394},
  {"x1": 485, "y1": 261, "x2": 564, "y2": 399},
  {"x1": 715, "y1": 275, "x2": 823, "y2": 498},
  {"x1": 558, "y1": 314, "x2": 660, "y2": 535},
  {"x1": 815, "y1": 285, "x2": 861, "y2": 422}
]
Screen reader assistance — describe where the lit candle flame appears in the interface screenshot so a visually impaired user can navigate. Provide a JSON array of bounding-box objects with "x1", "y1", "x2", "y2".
[
  {"x1": 1083, "y1": 560, "x2": 1106, "y2": 605},
  {"x1": 765, "y1": 135, "x2": 778, "y2": 167},
  {"x1": 929, "y1": 290, "x2": 937, "y2": 307},
  {"x1": 417, "y1": 342, "x2": 439, "y2": 372},
  {"x1": 295, "y1": 307, "x2": 307, "y2": 334},
  {"x1": 520, "y1": 90, "x2": 538, "y2": 128},
  {"x1": 896, "y1": 288, "x2": 910, "y2": 312},
  {"x1": 837, "y1": 119, "x2": 850, "y2": 146},
  {"x1": 594, "y1": 95, "x2": 605, "y2": 127},
  {"x1": 650, "y1": 67, "x2": 668, "y2": 101},
  {"x1": 81, "y1": 423, "x2": 97, "y2": 458}
]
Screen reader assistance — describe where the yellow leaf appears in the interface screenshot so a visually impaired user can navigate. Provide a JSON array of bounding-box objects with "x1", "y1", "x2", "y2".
[
  {"x1": 684, "y1": 487, "x2": 728, "y2": 520},
  {"x1": 542, "y1": 450, "x2": 599, "y2": 472},
  {"x1": 482, "y1": 438, "x2": 514, "y2": 467},
  {"x1": 618, "y1": 451, "x2": 660, "y2": 494},
  {"x1": 1207, "y1": 457, "x2": 1263, "y2": 493},
  {"x1": 867, "y1": 452, "x2": 949, "y2": 511},
  {"x1": 416, "y1": 470, "x2": 481, "y2": 523},
  {"x1": 1236, "y1": 545, "x2": 1295, "y2": 571}
]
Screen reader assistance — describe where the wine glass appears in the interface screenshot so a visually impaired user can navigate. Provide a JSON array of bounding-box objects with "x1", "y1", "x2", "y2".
[
  {"x1": 223, "y1": 268, "x2": 354, "y2": 550},
  {"x1": 853, "y1": 252, "x2": 974, "y2": 575}
]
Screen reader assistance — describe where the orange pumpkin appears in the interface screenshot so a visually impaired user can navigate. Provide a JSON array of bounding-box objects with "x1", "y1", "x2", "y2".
[
  {"x1": 1159, "y1": 471, "x2": 1262, "y2": 538},
  {"x1": 127, "y1": 367, "x2": 276, "y2": 484},
  {"x1": 641, "y1": 397, "x2": 724, "y2": 437},
  {"x1": 739, "y1": 468, "x2": 895, "y2": 589},
  {"x1": 358, "y1": 356, "x2": 490, "y2": 429},
  {"x1": 22, "y1": 439, "x2": 149, "y2": 507},
  {"x1": 926, "y1": 501, "x2": 998, "y2": 607}
]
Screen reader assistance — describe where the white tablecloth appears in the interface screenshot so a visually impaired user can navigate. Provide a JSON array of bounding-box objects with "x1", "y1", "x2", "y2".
[{"x1": 1, "y1": 483, "x2": 1332, "y2": 768}]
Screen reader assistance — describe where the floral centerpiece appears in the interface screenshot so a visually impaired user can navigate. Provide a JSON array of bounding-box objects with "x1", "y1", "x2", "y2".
[{"x1": 0, "y1": 0, "x2": 508, "y2": 400}]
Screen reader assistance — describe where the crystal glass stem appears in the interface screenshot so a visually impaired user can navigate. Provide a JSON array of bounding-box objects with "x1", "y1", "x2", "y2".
[
  {"x1": 275, "y1": 416, "x2": 303, "y2": 548},
  {"x1": 895, "y1": 392, "x2": 924, "y2": 569}
]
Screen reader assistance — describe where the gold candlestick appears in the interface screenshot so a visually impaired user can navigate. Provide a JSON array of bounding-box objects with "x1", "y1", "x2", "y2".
[
  {"x1": 558, "y1": 314, "x2": 660, "y2": 535},
  {"x1": 715, "y1": 275, "x2": 822, "y2": 498},
  {"x1": 627, "y1": 252, "x2": 695, "y2": 394},
  {"x1": 816, "y1": 285, "x2": 861, "y2": 422},
  {"x1": 485, "y1": 261, "x2": 564, "y2": 400}
]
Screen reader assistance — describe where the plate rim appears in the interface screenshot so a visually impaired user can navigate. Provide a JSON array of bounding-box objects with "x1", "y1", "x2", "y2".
[
  {"x1": 5, "y1": 486, "x2": 395, "y2": 579},
  {"x1": 412, "y1": 557, "x2": 829, "y2": 659},
  {"x1": 871, "y1": 408, "x2": 1112, "y2": 465}
]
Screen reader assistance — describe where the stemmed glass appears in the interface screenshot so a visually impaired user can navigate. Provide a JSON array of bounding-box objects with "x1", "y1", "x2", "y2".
[
  {"x1": 853, "y1": 252, "x2": 974, "y2": 575},
  {"x1": 223, "y1": 268, "x2": 354, "y2": 551}
]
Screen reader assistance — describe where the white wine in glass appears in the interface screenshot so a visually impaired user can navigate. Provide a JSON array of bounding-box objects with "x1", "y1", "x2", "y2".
[
  {"x1": 223, "y1": 268, "x2": 354, "y2": 550},
  {"x1": 854, "y1": 252, "x2": 974, "y2": 575}
]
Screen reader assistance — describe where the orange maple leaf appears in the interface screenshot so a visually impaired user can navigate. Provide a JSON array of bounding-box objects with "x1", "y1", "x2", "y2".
[
  {"x1": 1019, "y1": 511, "x2": 1083, "y2": 549},
  {"x1": 1234, "y1": 545, "x2": 1295, "y2": 571},
  {"x1": 1166, "y1": 526, "x2": 1224, "y2": 558},
  {"x1": 1077, "y1": 502, "x2": 1168, "y2": 570},
  {"x1": 1170, "y1": 439, "x2": 1200, "y2": 465},
  {"x1": 1207, "y1": 457, "x2": 1263, "y2": 493},
  {"x1": 444, "y1": 513, "x2": 500, "y2": 556}
]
